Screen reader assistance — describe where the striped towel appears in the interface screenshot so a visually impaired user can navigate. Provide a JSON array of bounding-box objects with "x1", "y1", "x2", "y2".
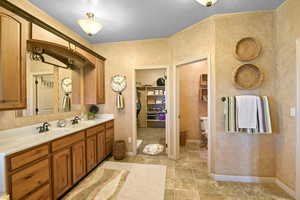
[{"x1": 224, "y1": 96, "x2": 272, "y2": 134}]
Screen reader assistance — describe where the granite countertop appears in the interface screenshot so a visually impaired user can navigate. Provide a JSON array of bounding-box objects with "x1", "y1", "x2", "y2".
[{"x1": 0, "y1": 114, "x2": 114, "y2": 156}]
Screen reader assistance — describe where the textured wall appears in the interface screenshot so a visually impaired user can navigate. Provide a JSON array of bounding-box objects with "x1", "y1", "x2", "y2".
[
  {"x1": 275, "y1": 0, "x2": 300, "y2": 190},
  {"x1": 92, "y1": 12, "x2": 278, "y2": 178},
  {"x1": 92, "y1": 39, "x2": 172, "y2": 152},
  {"x1": 213, "y1": 11, "x2": 277, "y2": 177}
]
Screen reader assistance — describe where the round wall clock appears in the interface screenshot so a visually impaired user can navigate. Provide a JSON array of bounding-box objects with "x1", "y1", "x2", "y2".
[
  {"x1": 111, "y1": 75, "x2": 127, "y2": 93},
  {"x1": 61, "y1": 77, "x2": 72, "y2": 93}
]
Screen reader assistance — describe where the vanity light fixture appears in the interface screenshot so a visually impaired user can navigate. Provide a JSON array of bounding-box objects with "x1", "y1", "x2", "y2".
[
  {"x1": 195, "y1": 0, "x2": 218, "y2": 7},
  {"x1": 78, "y1": 12, "x2": 103, "y2": 36}
]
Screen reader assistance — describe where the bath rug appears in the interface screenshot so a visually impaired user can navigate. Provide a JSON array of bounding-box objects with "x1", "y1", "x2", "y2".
[
  {"x1": 63, "y1": 168, "x2": 129, "y2": 200},
  {"x1": 143, "y1": 144, "x2": 164, "y2": 155},
  {"x1": 102, "y1": 162, "x2": 166, "y2": 200}
]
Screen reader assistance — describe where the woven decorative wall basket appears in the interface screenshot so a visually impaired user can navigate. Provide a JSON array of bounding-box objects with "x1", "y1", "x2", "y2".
[
  {"x1": 234, "y1": 37, "x2": 261, "y2": 61},
  {"x1": 232, "y1": 64, "x2": 264, "y2": 90}
]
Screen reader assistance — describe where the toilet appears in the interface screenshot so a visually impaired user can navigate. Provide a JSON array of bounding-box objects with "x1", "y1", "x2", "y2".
[
  {"x1": 200, "y1": 117, "x2": 208, "y2": 135},
  {"x1": 200, "y1": 117, "x2": 208, "y2": 148}
]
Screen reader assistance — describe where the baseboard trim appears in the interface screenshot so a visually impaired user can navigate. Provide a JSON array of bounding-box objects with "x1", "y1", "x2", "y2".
[
  {"x1": 211, "y1": 174, "x2": 275, "y2": 183},
  {"x1": 186, "y1": 139, "x2": 201, "y2": 144},
  {"x1": 275, "y1": 179, "x2": 296, "y2": 198},
  {"x1": 210, "y1": 174, "x2": 296, "y2": 198}
]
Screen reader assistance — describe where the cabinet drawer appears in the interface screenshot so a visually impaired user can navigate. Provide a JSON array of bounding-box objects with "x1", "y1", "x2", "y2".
[
  {"x1": 11, "y1": 159, "x2": 49, "y2": 200},
  {"x1": 105, "y1": 120, "x2": 114, "y2": 129},
  {"x1": 86, "y1": 124, "x2": 105, "y2": 137},
  {"x1": 51, "y1": 131, "x2": 85, "y2": 152},
  {"x1": 9, "y1": 144, "x2": 49, "y2": 171},
  {"x1": 26, "y1": 183, "x2": 50, "y2": 200}
]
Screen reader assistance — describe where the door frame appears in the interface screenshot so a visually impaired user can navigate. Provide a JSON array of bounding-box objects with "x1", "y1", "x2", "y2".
[
  {"x1": 132, "y1": 65, "x2": 171, "y2": 156},
  {"x1": 173, "y1": 55, "x2": 215, "y2": 174},
  {"x1": 296, "y1": 39, "x2": 300, "y2": 199}
]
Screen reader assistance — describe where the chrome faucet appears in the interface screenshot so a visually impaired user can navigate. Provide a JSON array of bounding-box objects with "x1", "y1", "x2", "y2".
[
  {"x1": 71, "y1": 116, "x2": 81, "y2": 125},
  {"x1": 37, "y1": 122, "x2": 51, "y2": 133}
]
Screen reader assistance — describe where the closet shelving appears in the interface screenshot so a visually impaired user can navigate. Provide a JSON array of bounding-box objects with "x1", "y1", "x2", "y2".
[
  {"x1": 146, "y1": 86, "x2": 166, "y2": 128},
  {"x1": 199, "y1": 74, "x2": 208, "y2": 102}
]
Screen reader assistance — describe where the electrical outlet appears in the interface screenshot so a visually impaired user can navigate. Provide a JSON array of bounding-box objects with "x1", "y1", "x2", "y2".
[
  {"x1": 128, "y1": 137, "x2": 132, "y2": 143},
  {"x1": 290, "y1": 107, "x2": 296, "y2": 117}
]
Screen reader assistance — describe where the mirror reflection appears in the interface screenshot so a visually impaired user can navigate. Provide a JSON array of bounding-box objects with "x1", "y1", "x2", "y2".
[{"x1": 16, "y1": 54, "x2": 81, "y2": 117}]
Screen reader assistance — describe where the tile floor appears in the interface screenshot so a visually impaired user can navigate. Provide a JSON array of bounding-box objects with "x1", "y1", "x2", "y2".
[
  {"x1": 109, "y1": 142, "x2": 293, "y2": 200},
  {"x1": 137, "y1": 128, "x2": 166, "y2": 154}
]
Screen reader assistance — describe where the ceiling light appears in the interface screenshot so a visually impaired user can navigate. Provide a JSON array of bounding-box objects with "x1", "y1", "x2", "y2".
[
  {"x1": 195, "y1": 0, "x2": 218, "y2": 7},
  {"x1": 78, "y1": 12, "x2": 102, "y2": 36}
]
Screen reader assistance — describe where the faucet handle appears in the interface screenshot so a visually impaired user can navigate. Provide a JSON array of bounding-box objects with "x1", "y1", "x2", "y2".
[{"x1": 36, "y1": 126, "x2": 44, "y2": 133}]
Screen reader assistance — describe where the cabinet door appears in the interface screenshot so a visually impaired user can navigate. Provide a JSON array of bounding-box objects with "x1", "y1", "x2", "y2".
[
  {"x1": 86, "y1": 136, "x2": 97, "y2": 171},
  {"x1": 96, "y1": 59, "x2": 105, "y2": 104},
  {"x1": 84, "y1": 58, "x2": 105, "y2": 105},
  {"x1": 0, "y1": 8, "x2": 28, "y2": 110},
  {"x1": 97, "y1": 130, "x2": 106, "y2": 163},
  {"x1": 52, "y1": 148, "x2": 72, "y2": 199},
  {"x1": 106, "y1": 140, "x2": 113, "y2": 157},
  {"x1": 72, "y1": 141, "x2": 86, "y2": 183}
]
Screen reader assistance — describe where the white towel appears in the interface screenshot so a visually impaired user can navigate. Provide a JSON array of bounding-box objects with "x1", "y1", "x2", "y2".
[{"x1": 236, "y1": 95, "x2": 258, "y2": 129}]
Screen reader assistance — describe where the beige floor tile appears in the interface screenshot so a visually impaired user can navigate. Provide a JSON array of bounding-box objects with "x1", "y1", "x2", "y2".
[
  {"x1": 106, "y1": 142, "x2": 293, "y2": 200},
  {"x1": 165, "y1": 189, "x2": 175, "y2": 200},
  {"x1": 174, "y1": 190, "x2": 200, "y2": 200},
  {"x1": 175, "y1": 178, "x2": 197, "y2": 191},
  {"x1": 166, "y1": 178, "x2": 177, "y2": 190},
  {"x1": 167, "y1": 167, "x2": 176, "y2": 178},
  {"x1": 192, "y1": 169, "x2": 210, "y2": 180},
  {"x1": 175, "y1": 168, "x2": 193, "y2": 179}
]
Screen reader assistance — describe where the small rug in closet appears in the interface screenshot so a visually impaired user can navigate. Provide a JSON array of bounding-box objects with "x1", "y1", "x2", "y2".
[{"x1": 143, "y1": 144, "x2": 164, "y2": 155}]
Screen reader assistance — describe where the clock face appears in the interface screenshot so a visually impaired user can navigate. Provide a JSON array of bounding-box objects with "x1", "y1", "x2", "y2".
[
  {"x1": 111, "y1": 75, "x2": 127, "y2": 92},
  {"x1": 61, "y1": 77, "x2": 72, "y2": 93}
]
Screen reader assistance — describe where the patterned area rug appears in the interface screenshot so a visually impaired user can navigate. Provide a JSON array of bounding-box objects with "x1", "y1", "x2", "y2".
[
  {"x1": 63, "y1": 162, "x2": 166, "y2": 200},
  {"x1": 63, "y1": 168, "x2": 129, "y2": 200}
]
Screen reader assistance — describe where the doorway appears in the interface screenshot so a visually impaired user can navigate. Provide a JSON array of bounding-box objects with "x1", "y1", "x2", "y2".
[
  {"x1": 174, "y1": 56, "x2": 213, "y2": 172},
  {"x1": 296, "y1": 39, "x2": 300, "y2": 199},
  {"x1": 133, "y1": 66, "x2": 170, "y2": 156}
]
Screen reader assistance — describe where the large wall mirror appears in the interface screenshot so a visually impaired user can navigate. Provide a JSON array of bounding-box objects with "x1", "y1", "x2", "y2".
[{"x1": 16, "y1": 53, "x2": 81, "y2": 117}]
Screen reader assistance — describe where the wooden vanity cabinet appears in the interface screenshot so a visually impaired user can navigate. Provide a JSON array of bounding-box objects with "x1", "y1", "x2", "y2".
[
  {"x1": 0, "y1": 7, "x2": 29, "y2": 110},
  {"x1": 85, "y1": 123, "x2": 107, "y2": 172},
  {"x1": 51, "y1": 131, "x2": 86, "y2": 199},
  {"x1": 5, "y1": 121, "x2": 114, "y2": 200}
]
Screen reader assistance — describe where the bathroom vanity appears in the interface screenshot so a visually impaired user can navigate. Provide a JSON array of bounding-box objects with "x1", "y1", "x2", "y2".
[{"x1": 0, "y1": 116, "x2": 114, "y2": 200}]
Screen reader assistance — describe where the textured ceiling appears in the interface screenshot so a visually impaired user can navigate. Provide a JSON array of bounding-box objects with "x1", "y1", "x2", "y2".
[{"x1": 28, "y1": 0, "x2": 285, "y2": 43}]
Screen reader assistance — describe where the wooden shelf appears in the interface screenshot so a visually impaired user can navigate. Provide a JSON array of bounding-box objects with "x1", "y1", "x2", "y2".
[{"x1": 147, "y1": 119, "x2": 165, "y2": 122}]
